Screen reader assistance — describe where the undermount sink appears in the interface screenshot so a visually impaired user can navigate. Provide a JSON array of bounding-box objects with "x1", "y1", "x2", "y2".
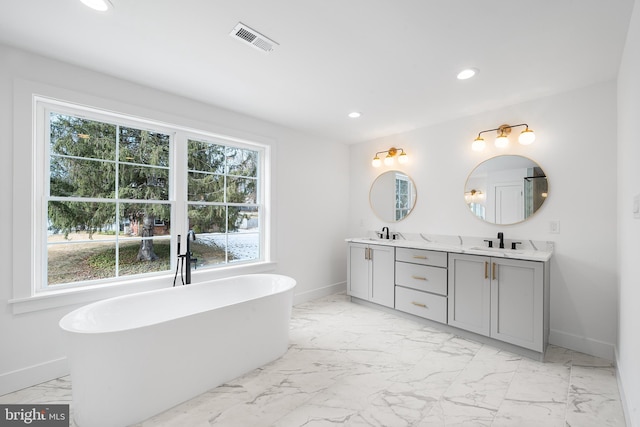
[
  {"x1": 358, "y1": 237, "x2": 393, "y2": 242},
  {"x1": 468, "y1": 246, "x2": 524, "y2": 255}
]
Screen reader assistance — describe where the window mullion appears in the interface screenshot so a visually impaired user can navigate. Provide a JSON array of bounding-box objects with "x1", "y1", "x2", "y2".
[
  {"x1": 115, "y1": 124, "x2": 120, "y2": 277},
  {"x1": 224, "y1": 151, "x2": 229, "y2": 263},
  {"x1": 40, "y1": 107, "x2": 51, "y2": 292},
  {"x1": 173, "y1": 131, "x2": 188, "y2": 261}
]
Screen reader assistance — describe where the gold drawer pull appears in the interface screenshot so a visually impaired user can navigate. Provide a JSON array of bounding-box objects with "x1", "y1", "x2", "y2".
[
  {"x1": 411, "y1": 275, "x2": 428, "y2": 281},
  {"x1": 412, "y1": 255, "x2": 428, "y2": 259},
  {"x1": 411, "y1": 301, "x2": 428, "y2": 308}
]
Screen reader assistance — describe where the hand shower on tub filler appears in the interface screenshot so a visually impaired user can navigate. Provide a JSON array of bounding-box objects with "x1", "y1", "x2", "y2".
[{"x1": 173, "y1": 230, "x2": 198, "y2": 286}]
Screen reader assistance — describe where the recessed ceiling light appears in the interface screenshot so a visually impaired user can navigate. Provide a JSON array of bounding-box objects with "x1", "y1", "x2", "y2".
[
  {"x1": 80, "y1": 0, "x2": 113, "y2": 12},
  {"x1": 348, "y1": 112, "x2": 361, "y2": 118},
  {"x1": 457, "y1": 68, "x2": 478, "y2": 80}
]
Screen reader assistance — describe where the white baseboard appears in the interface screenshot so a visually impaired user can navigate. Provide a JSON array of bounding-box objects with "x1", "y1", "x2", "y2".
[
  {"x1": 615, "y1": 347, "x2": 637, "y2": 427},
  {"x1": 293, "y1": 281, "x2": 346, "y2": 305},
  {"x1": 0, "y1": 357, "x2": 68, "y2": 397},
  {"x1": 548, "y1": 329, "x2": 615, "y2": 360}
]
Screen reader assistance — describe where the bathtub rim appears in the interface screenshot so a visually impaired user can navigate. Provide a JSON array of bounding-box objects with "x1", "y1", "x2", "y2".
[{"x1": 59, "y1": 273, "x2": 296, "y2": 335}]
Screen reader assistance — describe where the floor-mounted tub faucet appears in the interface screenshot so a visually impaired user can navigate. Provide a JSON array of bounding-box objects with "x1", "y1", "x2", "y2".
[
  {"x1": 175, "y1": 231, "x2": 199, "y2": 286},
  {"x1": 185, "y1": 230, "x2": 197, "y2": 284}
]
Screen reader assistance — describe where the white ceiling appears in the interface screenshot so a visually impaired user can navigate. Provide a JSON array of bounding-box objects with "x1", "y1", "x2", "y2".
[{"x1": 0, "y1": 0, "x2": 634, "y2": 143}]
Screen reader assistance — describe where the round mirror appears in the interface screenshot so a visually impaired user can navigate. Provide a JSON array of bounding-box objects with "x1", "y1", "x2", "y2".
[
  {"x1": 370, "y1": 170, "x2": 417, "y2": 222},
  {"x1": 465, "y1": 155, "x2": 548, "y2": 225}
]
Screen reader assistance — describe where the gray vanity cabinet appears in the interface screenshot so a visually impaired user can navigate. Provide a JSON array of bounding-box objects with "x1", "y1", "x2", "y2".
[
  {"x1": 394, "y1": 248, "x2": 448, "y2": 323},
  {"x1": 347, "y1": 243, "x2": 395, "y2": 308},
  {"x1": 448, "y1": 253, "x2": 546, "y2": 352},
  {"x1": 447, "y1": 253, "x2": 491, "y2": 336},
  {"x1": 491, "y1": 258, "x2": 544, "y2": 352},
  {"x1": 347, "y1": 239, "x2": 550, "y2": 355}
]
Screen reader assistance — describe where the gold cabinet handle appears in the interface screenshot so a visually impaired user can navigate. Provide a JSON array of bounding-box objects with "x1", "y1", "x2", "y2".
[
  {"x1": 411, "y1": 275, "x2": 428, "y2": 281},
  {"x1": 364, "y1": 247, "x2": 373, "y2": 260},
  {"x1": 484, "y1": 261, "x2": 488, "y2": 279},
  {"x1": 365, "y1": 247, "x2": 373, "y2": 260},
  {"x1": 411, "y1": 301, "x2": 427, "y2": 308},
  {"x1": 492, "y1": 262, "x2": 497, "y2": 280},
  {"x1": 412, "y1": 255, "x2": 428, "y2": 260}
]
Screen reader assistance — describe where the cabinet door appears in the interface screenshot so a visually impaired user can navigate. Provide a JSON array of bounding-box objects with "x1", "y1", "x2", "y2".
[
  {"x1": 347, "y1": 243, "x2": 369, "y2": 300},
  {"x1": 448, "y1": 253, "x2": 491, "y2": 336},
  {"x1": 491, "y1": 258, "x2": 544, "y2": 351},
  {"x1": 370, "y1": 244, "x2": 395, "y2": 308}
]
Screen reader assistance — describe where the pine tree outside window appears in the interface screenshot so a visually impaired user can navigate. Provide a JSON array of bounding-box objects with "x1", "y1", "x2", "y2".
[
  {"x1": 187, "y1": 139, "x2": 260, "y2": 267},
  {"x1": 37, "y1": 98, "x2": 265, "y2": 291}
]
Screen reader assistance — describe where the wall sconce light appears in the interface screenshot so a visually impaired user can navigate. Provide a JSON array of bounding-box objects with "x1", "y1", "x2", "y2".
[
  {"x1": 372, "y1": 147, "x2": 408, "y2": 167},
  {"x1": 472, "y1": 123, "x2": 535, "y2": 151},
  {"x1": 464, "y1": 189, "x2": 485, "y2": 204}
]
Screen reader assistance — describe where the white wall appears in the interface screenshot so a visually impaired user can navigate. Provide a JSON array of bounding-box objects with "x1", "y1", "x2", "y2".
[
  {"x1": 349, "y1": 81, "x2": 618, "y2": 360},
  {"x1": 0, "y1": 44, "x2": 349, "y2": 395},
  {"x1": 617, "y1": 0, "x2": 640, "y2": 424}
]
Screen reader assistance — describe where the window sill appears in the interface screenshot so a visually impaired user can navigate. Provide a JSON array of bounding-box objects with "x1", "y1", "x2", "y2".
[{"x1": 9, "y1": 261, "x2": 277, "y2": 314}]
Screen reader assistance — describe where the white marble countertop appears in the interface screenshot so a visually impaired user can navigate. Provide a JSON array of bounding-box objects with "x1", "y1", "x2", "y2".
[{"x1": 346, "y1": 233, "x2": 553, "y2": 262}]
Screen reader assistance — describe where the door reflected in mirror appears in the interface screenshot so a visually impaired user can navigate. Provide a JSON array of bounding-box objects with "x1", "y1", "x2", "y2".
[
  {"x1": 370, "y1": 170, "x2": 417, "y2": 222},
  {"x1": 465, "y1": 155, "x2": 548, "y2": 225}
]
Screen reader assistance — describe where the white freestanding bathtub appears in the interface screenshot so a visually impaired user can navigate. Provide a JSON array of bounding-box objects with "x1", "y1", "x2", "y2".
[{"x1": 59, "y1": 273, "x2": 296, "y2": 427}]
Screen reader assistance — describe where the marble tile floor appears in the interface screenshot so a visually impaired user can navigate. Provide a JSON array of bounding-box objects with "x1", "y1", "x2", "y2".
[{"x1": 1, "y1": 293, "x2": 626, "y2": 426}]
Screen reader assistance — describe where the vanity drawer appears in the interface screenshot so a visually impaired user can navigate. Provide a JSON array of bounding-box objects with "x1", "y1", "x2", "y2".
[
  {"x1": 395, "y1": 262, "x2": 447, "y2": 296},
  {"x1": 395, "y1": 286, "x2": 447, "y2": 323},
  {"x1": 396, "y1": 247, "x2": 447, "y2": 268}
]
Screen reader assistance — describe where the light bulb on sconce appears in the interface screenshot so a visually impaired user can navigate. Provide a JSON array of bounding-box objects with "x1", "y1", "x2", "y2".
[
  {"x1": 471, "y1": 123, "x2": 536, "y2": 151},
  {"x1": 494, "y1": 124, "x2": 512, "y2": 148},
  {"x1": 471, "y1": 136, "x2": 486, "y2": 152},
  {"x1": 518, "y1": 126, "x2": 536, "y2": 145},
  {"x1": 371, "y1": 147, "x2": 408, "y2": 168},
  {"x1": 495, "y1": 136, "x2": 509, "y2": 148}
]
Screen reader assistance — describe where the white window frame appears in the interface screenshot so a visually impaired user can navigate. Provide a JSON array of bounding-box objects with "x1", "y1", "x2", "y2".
[
  {"x1": 38, "y1": 100, "x2": 178, "y2": 291},
  {"x1": 10, "y1": 83, "x2": 275, "y2": 314},
  {"x1": 182, "y1": 133, "x2": 265, "y2": 267}
]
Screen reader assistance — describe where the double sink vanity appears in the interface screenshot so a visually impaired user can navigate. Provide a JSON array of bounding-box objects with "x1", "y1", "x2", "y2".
[
  {"x1": 346, "y1": 233, "x2": 553, "y2": 359},
  {"x1": 355, "y1": 153, "x2": 554, "y2": 358}
]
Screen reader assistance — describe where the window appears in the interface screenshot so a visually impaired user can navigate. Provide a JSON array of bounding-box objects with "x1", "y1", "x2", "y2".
[
  {"x1": 187, "y1": 139, "x2": 260, "y2": 266},
  {"x1": 36, "y1": 98, "x2": 266, "y2": 292},
  {"x1": 395, "y1": 173, "x2": 413, "y2": 221},
  {"x1": 470, "y1": 203, "x2": 486, "y2": 220},
  {"x1": 46, "y1": 112, "x2": 172, "y2": 287}
]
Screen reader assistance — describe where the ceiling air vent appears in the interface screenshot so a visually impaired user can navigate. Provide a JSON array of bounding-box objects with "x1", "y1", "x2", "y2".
[{"x1": 230, "y1": 22, "x2": 278, "y2": 53}]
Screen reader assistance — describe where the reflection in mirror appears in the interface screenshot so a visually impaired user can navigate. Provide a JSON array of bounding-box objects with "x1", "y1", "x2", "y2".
[
  {"x1": 370, "y1": 171, "x2": 417, "y2": 222},
  {"x1": 465, "y1": 155, "x2": 548, "y2": 225}
]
